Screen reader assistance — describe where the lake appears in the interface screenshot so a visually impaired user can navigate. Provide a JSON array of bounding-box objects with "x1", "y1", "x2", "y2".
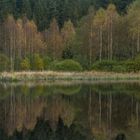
[{"x1": 0, "y1": 81, "x2": 140, "y2": 140}]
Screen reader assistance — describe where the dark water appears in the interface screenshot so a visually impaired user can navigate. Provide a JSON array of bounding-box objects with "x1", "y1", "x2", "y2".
[{"x1": 0, "y1": 81, "x2": 140, "y2": 140}]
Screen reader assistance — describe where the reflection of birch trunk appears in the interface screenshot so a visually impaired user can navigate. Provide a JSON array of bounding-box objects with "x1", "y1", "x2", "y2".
[
  {"x1": 136, "y1": 101, "x2": 139, "y2": 127},
  {"x1": 109, "y1": 93, "x2": 112, "y2": 136},
  {"x1": 13, "y1": 87, "x2": 16, "y2": 125},
  {"x1": 10, "y1": 85, "x2": 14, "y2": 127},
  {"x1": 24, "y1": 93, "x2": 27, "y2": 123},
  {"x1": 88, "y1": 88, "x2": 92, "y2": 129},
  {"x1": 131, "y1": 96, "x2": 134, "y2": 121},
  {"x1": 107, "y1": 94, "x2": 109, "y2": 131},
  {"x1": 4, "y1": 101, "x2": 7, "y2": 123},
  {"x1": 99, "y1": 92, "x2": 102, "y2": 128},
  {"x1": 29, "y1": 95, "x2": 32, "y2": 121}
]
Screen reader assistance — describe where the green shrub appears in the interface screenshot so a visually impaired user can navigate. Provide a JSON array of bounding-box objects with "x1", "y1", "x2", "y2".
[
  {"x1": 14, "y1": 58, "x2": 21, "y2": 71},
  {"x1": 92, "y1": 60, "x2": 118, "y2": 71},
  {"x1": 74, "y1": 55, "x2": 90, "y2": 70},
  {"x1": 32, "y1": 54, "x2": 44, "y2": 71},
  {"x1": 112, "y1": 65, "x2": 126, "y2": 73},
  {"x1": 0, "y1": 54, "x2": 9, "y2": 71},
  {"x1": 20, "y1": 58, "x2": 30, "y2": 71},
  {"x1": 135, "y1": 54, "x2": 140, "y2": 61},
  {"x1": 124, "y1": 60, "x2": 140, "y2": 72},
  {"x1": 43, "y1": 56, "x2": 53, "y2": 70},
  {"x1": 49, "y1": 59, "x2": 83, "y2": 71},
  {"x1": 92, "y1": 59, "x2": 140, "y2": 73},
  {"x1": 124, "y1": 54, "x2": 140, "y2": 72}
]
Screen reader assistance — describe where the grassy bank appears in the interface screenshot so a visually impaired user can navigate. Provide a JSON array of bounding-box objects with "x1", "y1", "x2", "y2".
[{"x1": 1, "y1": 71, "x2": 140, "y2": 82}]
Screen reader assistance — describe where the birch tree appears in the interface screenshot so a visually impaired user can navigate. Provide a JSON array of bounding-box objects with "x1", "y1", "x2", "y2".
[
  {"x1": 127, "y1": 0, "x2": 140, "y2": 53},
  {"x1": 106, "y1": 4, "x2": 118, "y2": 60},
  {"x1": 94, "y1": 8, "x2": 106, "y2": 61}
]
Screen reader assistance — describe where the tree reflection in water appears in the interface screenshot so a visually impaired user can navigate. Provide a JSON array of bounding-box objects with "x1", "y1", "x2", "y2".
[
  {"x1": 0, "y1": 117, "x2": 94, "y2": 140},
  {"x1": 0, "y1": 82, "x2": 140, "y2": 140}
]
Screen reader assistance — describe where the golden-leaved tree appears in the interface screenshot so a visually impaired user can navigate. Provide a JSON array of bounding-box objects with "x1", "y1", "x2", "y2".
[{"x1": 46, "y1": 18, "x2": 63, "y2": 60}]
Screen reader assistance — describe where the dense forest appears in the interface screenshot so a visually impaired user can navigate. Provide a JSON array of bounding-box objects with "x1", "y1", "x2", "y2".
[
  {"x1": 0, "y1": 0, "x2": 135, "y2": 30},
  {"x1": 0, "y1": 0, "x2": 140, "y2": 72}
]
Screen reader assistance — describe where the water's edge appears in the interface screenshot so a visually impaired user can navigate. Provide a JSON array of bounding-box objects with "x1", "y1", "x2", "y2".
[{"x1": 0, "y1": 71, "x2": 140, "y2": 82}]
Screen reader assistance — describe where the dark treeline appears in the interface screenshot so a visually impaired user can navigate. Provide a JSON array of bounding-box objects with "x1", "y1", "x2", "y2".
[
  {"x1": 0, "y1": 0, "x2": 134, "y2": 30},
  {"x1": 0, "y1": 0, "x2": 140, "y2": 72}
]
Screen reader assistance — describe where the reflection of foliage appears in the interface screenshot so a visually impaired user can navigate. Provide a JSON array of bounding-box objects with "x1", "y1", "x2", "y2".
[
  {"x1": 28, "y1": 85, "x2": 81, "y2": 98},
  {"x1": 21, "y1": 85, "x2": 30, "y2": 95},
  {"x1": 0, "y1": 85, "x2": 10, "y2": 100},
  {"x1": 0, "y1": 82, "x2": 140, "y2": 139},
  {"x1": 0, "y1": 84, "x2": 81, "y2": 100},
  {"x1": 92, "y1": 83, "x2": 140, "y2": 100},
  {"x1": 128, "y1": 115, "x2": 139, "y2": 129},
  {"x1": 2, "y1": 82, "x2": 140, "y2": 101},
  {"x1": 52, "y1": 85, "x2": 81, "y2": 95},
  {"x1": 43, "y1": 95, "x2": 76, "y2": 128},
  {"x1": 31, "y1": 85, "x2": 44, "y2": 97}
]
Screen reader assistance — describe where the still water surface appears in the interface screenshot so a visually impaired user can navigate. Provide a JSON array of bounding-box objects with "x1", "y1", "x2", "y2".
[{"x1": 0, "y1": 81, "x2": 140, "y2": 140}]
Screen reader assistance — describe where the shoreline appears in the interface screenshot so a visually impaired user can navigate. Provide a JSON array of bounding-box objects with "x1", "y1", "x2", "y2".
[{"x1": 0, "y1": 71, "x2": 140, "y2": 82}]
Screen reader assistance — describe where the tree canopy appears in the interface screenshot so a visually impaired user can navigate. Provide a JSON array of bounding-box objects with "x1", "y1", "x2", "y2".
[{"x1": 0, "y1": 0, "x2": 135, "y2": 30}]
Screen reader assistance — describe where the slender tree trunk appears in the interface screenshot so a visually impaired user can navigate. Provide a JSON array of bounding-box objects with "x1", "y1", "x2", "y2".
[
  {"x1": 24, "y1": 28, "x2": 27, "y2": 58},
  {"x1": 89, "y1": 24, "x2": 93, "y2": 67},
  {"x1": 132, "y1": 35, "x2": 135, "y2": 59},
  {"x1": 53, "y1": 35, "x2": 56, "y2": 60},
  {"x1": 99, "y1": 26, "x2": 103, "y2": 62},
  {"x1": 4, "y1": 27, "x2": 8, "y2": 60},
  {"x1": 107, "y1": 23, "x2": 110, "y2": 60},
  {"x1": 13, "y1": 28, "x2": 16, "y2": 71},
  {"x1": 110, "y1": 19, "x2": 113, "y2": 60},
  {"x1": 137, "y1": 31, "x2": 140, "y2": 53},
  {"x1": 10, "y1": 32, "x2": 13, "y2": 72},
  {"x1": 89, "y1": 38, "x2": 92, "y2": 67}
]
